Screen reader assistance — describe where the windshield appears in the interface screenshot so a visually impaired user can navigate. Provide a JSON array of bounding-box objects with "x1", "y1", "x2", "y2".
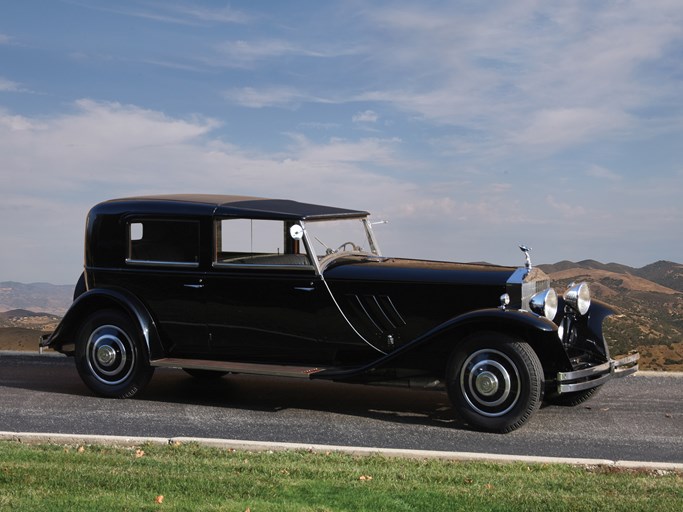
[{"x1": 303, "y1": 218, "x2": 380, "y2": 263}]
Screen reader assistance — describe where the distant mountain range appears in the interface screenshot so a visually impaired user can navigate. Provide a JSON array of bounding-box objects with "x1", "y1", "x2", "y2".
[
  {"x1": 0, "y1": 282, "x2": 74, "y2": 316},
  {"x1": 1, "y1": 261, "x2": 681, "y2": 369},
  {"x1": 538, "y1": 260, "x2": 683, "y2": 293}
]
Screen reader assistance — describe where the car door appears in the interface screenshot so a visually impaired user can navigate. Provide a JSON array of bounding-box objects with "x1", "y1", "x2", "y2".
[
  {"x1": 115, "y1": 217, "x2": 210, "y2": 357},
  {"x1": 205, "y1": 218, "x2": 342, "y2": 364}
]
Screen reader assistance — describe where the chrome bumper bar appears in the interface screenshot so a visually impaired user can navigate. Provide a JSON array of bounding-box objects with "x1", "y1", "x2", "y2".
[{"x1": 556, "y1": 353, "x2": 639, "y2": 394}]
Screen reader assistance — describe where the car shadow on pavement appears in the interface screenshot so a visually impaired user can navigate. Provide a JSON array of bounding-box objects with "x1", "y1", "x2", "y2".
[
  {"x1": 139, "y1": 368, "x2": 465, "y2": 429},
  {"x1": 0, "y1": 355, "x2": 467, "y2": 430}
]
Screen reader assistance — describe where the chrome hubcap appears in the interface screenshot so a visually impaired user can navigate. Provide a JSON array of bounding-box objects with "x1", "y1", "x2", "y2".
[
  {"x1": 460, "y1": 348, "x2": 521, "y2": 418},
  {"x1": 96, "y1": 344, "x2": 117, "y2": 366},
  {"x1": 86, "y1": 325, "x2": 135, "y2": 385},
  {"x1": 475, "y1": 371, "x2": 499, "y2": 396}
]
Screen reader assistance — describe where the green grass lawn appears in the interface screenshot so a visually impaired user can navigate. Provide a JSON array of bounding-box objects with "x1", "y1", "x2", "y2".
[{"x1": 0, "y1": 441, "x2": 680, "y2": 511}]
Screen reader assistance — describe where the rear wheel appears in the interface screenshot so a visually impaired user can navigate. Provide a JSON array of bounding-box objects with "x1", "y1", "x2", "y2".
[
  {"x1": 447, "y1": 333, "x2": 544, "y2": 433},
  {"x1": 75, "y1": 309, "x2": 154, "y2": 398}
]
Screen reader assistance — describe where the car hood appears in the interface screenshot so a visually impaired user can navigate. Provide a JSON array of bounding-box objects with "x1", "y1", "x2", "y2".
[{"x1": 322, "y1": 256, "x2": 517, "y2": 286}]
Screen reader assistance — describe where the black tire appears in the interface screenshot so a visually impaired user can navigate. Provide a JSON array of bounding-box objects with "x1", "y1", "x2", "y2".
[
  {"x1": 546, "y1": 385, "x2": 602, "y2": 407},
  {"x1": 446, "y1": 333, "x2": 544, "y2": 433},
  {"x1": 183, "y1": 369, "x2": 228, "y2": 380},
  {"x1": 75, "y1": 309, "x2": 154, "y2": 398}
]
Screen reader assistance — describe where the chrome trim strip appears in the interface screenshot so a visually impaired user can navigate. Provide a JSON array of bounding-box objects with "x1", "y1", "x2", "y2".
[
  {"x1": 125, "y1": 258, "x2": 199, "y2": 269},
  {"x1": 363, "y1": 218, "x2": 382, "y2": 256},
  {"x1": 300, "y1": 220, "x2": 323, "y2": 276},
  {"x1": 151, "y1": 358, "x2": 327, "y2": 379},
  {"x1": 381, "y1": 295, "x2": 406, "y2": 326},
  {"x1": 212, "y1": 262, "x2": 314, "y2": 271}
]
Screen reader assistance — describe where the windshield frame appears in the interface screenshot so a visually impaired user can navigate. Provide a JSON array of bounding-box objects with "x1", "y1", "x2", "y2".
[{"x1": 300, "y1": 216, "x2": 383, "y2": 273}]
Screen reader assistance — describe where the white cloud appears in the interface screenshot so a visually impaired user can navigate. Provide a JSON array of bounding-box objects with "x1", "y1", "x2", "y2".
[
  {"x1": 357, "y1": 1, "x2": 683, "y2": 158},
  {"x1": 0, "y1": 111, "x2": 40, "y2": 130},
  {"x1": 586, "y1": 165, "x2": 621, "y2": 182},
  {"x1": 0, "y1": 34, "x2": 10, "y2": 45},
  {"x1": 0, "y1": 77, "x2": 20, "y2": 92},
  {"x1": 352, "y1": 110, "x2": 379, "y2": 123},
  {"x1": 0, "y1": 99, "x2": 547, "y2": 280},
  {"x1": 1, "y1": 96, "x2": 680, "y2": 281},
  {"x1": 0, "y1": 100, "x2": 423, "y2": 279},
  {"x1": 214, "y1": 39, "x2": 355, "y2": 68},
  {"x1": 510, "y1": 108, "x2": 633, "y2": 153},
  {"x1": 166, "y1": 3, "x2": 250, "y2": 24},
  {"x1": 286, "y1": 134, "x2": 402, "y2": 165},
  {"x1": 72, "y1": 1, "x2": 249, "y2": 26},
  {"x1": 545, "y1": 195, "x2": 587, "y2": 219},
  {"x1": 223, "y1": 87, "x2": 334, "y2": 109}
]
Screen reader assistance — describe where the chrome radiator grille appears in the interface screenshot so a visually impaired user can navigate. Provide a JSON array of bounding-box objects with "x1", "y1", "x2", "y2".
[{"x1": 506, "y1": 268, "x2": 551, "y2": 309}]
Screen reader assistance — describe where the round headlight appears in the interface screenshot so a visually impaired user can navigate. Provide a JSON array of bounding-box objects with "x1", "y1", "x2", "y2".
[
  {"x1": 529, "y1": 288, "x2": 558, "y2": 320},
  {"x1": 564, "y1": 282, "x2": 591, "y2": 315}
]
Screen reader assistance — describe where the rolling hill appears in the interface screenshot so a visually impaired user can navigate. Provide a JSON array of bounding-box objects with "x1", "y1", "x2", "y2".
[
  {"x1": 538, "y1": 260, "x2": 683, "y2": 371},
  {"x1": 0, "y1": 282, "x2": 73, "y2": 316}
]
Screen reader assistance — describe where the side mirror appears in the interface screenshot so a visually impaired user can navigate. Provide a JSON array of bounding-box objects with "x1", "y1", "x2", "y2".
[{"x1": 289, "y1": 224, "x2": 304, "y2": 240}]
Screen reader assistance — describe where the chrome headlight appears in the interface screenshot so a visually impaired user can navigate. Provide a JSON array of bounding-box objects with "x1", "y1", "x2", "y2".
[
  {"x1": 564, "y1": 282, "x2": 591, "y2": 315},
  {"x1": 529, "y1": 288, "x2": 558, "y2": 320}
]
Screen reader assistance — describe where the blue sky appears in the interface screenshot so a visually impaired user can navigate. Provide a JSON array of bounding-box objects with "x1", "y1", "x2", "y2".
[{"x1": 1, "y1": 0, "x2": 682, "y2": 284}]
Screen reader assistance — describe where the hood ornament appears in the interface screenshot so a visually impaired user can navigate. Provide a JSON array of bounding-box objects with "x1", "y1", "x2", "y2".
[{"x1": 519, "y1": 245, "x2": 532, "y2": 270}]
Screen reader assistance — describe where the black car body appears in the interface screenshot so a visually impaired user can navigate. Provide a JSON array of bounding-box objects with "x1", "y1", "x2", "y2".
[{"x1": 41, "y1": 194, "x2": 639, "y2": 432}]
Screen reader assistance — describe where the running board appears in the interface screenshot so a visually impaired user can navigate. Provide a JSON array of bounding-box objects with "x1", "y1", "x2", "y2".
[{"x1": 150, "y1": 358, "x2": 329, "y2": 379}]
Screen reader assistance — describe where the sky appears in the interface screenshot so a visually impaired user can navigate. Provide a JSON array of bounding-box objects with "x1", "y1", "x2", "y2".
[{"x1": 1, "y1": 0, "x2": 682, "y2": 284}]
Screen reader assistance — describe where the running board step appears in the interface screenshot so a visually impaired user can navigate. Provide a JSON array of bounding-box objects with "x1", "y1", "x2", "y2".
[{"x1": 151, "y1": 358, "x2": 329, "y2": 379}]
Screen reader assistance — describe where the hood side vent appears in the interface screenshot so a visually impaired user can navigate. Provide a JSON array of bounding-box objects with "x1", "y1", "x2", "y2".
[
  {"x1": 376, "y1": 295, "x2": 406, "y2": 327},
  {"x1": 346, "y1": 294, "x2": 406, "y2": 336}
]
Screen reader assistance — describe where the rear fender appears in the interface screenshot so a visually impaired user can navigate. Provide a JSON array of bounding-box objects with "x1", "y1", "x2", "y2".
[{"x1": 41, "y1": 288, "x2": 163, "y2": 360}]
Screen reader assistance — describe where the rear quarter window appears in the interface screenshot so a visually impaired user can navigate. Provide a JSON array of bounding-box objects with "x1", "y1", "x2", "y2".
[{"x1": 127, "y1": 219, "x2": 200, "y2": 267}]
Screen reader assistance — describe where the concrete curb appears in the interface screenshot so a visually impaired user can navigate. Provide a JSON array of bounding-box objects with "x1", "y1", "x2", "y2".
[{"x1": 1, "y1": 431, "x2": 681, "y2": 471}]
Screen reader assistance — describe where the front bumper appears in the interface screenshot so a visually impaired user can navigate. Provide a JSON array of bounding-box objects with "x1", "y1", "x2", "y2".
[{"x1": 556, "y1": 353, "x2": 639, "y2": 394}]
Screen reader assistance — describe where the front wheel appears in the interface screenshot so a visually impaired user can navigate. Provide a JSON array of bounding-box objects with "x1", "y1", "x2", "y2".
[
  {"x1": 75, "y1": 309, "x2": 154, "y2": 398},
  {"x1": 447, "y1": 333, "x2": 544, "y2": 433}
]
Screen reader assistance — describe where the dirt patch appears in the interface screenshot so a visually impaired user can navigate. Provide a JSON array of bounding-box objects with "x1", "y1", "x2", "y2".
[
  {"x1": 634, "y1": 341, "x2": 683, "y2": 372},
  {"x1": 0, "y1": 328, "x2": 49, "y2": 352}
]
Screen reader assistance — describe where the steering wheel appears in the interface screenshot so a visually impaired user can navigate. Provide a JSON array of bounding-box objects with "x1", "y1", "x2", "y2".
[{"x1": 336, "y1": 241, "x2": 362, "y2": 252}]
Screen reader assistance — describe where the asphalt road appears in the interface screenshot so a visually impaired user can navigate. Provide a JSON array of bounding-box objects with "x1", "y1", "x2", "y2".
[{"x1": 1, "y1": 353, "x2": 681, "y2": 463}]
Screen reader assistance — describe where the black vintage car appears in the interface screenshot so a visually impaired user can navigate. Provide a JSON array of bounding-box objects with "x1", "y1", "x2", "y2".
[{"x1": 41, "y1": 194, "x2": 638, "y2": 432}]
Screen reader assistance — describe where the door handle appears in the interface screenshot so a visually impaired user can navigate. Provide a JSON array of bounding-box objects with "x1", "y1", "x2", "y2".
[
  {"x1": 294, "y1": 287, "x2": 315, "y2": 292},
  {"x1": 184, "y1": 283, "x2": 204, "y2": 289}
]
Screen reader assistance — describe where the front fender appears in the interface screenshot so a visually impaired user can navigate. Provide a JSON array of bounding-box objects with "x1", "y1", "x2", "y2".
[
  {"x1": 554, "y1": 297, "x2": 614, "y2": 360},
  {"x1": 40, "y1": 287, "x2": 164, "y2": 360},
  {"x1": 315, "y1": 308, "x2": 567, "y2": 381}
]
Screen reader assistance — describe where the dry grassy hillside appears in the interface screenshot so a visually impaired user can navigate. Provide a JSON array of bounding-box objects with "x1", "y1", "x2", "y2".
[{"x1": 540, "y1": 261, "x2": 683, "y2": 371}]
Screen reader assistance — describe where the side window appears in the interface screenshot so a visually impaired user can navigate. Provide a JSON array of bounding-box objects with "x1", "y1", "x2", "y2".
[
  {"x1": 127, "y1": 219, "x2": 200, "y2": 267},
  {"x1": 215, "y1": 219, "x2": 311, "y2": 267}
]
